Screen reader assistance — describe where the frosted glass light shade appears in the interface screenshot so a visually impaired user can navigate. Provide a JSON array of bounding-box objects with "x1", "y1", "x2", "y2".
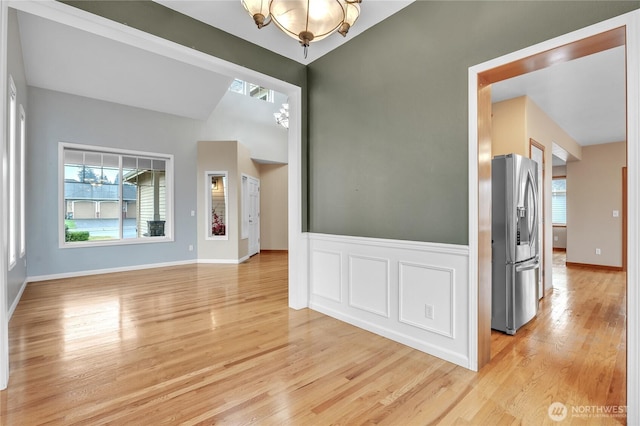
[
  {"x1": 270, "y1": 0, "x2": 346, "y2": 45},
  {"x1": 338, "y1": 1, "x2": 360, "y2": 36},
  {"x1": 242, "y1": 0, "x2": 271, "y2": 27}
]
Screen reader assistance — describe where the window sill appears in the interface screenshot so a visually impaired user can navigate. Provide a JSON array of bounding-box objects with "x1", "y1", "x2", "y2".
[{"x1": 60, "y1": 236, "x2": 174, "y2": 249}]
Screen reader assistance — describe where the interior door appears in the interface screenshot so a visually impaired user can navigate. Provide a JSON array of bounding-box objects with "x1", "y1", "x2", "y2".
[
  {"x1": 248, "y1": 176, "x2": 260, "y2": 256},
  {"x1": 530, "y1": 140, "x2": 544, "y2": 299}
]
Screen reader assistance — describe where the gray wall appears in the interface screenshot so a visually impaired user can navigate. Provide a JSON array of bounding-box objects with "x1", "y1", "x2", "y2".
[
  {"x1": 307, "y1": 1, "x2": 639, "y2": 245},
  {"x1": 63, "y1": 0, "x2": 309, "y2": 229},
  {"x1": 27, "y1": 87, "x2": 203, "y2": 277},
  {"x1": 26, "y1": 86, "x2": 287, "y2": 277},
  {"x1": 7, "y1": 8, "x2": 28, "y2": 308}
]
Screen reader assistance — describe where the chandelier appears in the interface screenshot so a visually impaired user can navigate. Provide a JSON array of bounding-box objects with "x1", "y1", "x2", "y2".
[
  {"x1": 274, "y1": 103, "x2": 289, "y2": 128},
  {"x1": 241, "y1": 0, "x2": 362, "y2": 58}
]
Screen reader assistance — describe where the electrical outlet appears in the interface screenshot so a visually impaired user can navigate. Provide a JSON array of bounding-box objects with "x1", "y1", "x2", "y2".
[
  {"x1": 188, "y1": 245, "x2": 194, "y2": 252},
  {"x1": 554, "y1": 236, "x2": 558, "y2": 241},
  {"x1": 425, "y1": 304, "x2": 434, "y2": 320},
  {"x1": 595, "y1": 248, "x2": 601, "y2": 255}
]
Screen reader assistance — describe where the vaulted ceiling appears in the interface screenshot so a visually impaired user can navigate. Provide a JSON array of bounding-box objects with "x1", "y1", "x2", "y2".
[
  {"x1": 18, "y1": 11, "x2": 233, "y2": 121},
  {"x1": 15, "y1": 2, "x2": 626, "y2": 153}
]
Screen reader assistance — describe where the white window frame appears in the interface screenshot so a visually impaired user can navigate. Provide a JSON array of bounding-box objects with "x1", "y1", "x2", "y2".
[
  {"x1": 228, "y1": 78, "x2": 274, "y2": 103},
  {"x1": 205, "y1": 170, "x2": 229, "y2": 241},
  {"x1": 552, "y1": 176, "x2": 567, "y2": 226},
  {"x1": 59, "y1": 142, "x2": 174, "y2": 248},
  {"x1": 8, "y1": 76, "x2": 16, "y2": 269},
  {"x1": 19, "y1": 104, "x2": 25, "y2": 258}
]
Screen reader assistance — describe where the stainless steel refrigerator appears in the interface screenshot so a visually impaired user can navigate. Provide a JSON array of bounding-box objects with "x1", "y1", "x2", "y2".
[{"x1": 492, "y1": 154, "x2": 540, "y2": 335}]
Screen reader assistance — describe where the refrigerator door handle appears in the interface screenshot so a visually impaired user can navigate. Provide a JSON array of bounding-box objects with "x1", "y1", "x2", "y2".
[
  {"x1": 515, "y1": 257, "x2": 539, "y2": 272},
  {"x1": 527, "y1": 169, "x2": 538, "y2": 252}
]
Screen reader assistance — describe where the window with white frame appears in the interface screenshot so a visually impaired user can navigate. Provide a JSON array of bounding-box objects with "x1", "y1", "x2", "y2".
[
  {"x1": 228, "y1": 78, "x2": 274, "y2": 103},
  {"x1": 8, "y1": 76, "x2": 16, "y2": 269},
  {"x1": 206, "y1": 171, "x2": 228, "y2": 240},
  {"x1": 552, "y1": 177, "x2": 567, "y2": 225},
  {"x1": 61, "y1": 143, "x2": 173, "y2": 246},
  {"x1": 19, "y1": 105, "x2": 26, "y2": 257}
]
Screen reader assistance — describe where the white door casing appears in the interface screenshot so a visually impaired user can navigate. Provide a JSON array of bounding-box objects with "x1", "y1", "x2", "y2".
[
  {"x1": 530, "y1": 141, "x2": 544, "y2": 299},
  {"x1": 248, "y1": 176, "x2": 260, "y2": 256}
]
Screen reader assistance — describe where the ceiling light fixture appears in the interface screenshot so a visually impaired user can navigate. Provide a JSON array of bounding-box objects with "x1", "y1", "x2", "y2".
[
  {"x1": 241, "y1": 0, "x2": 362, "y2": 58},
  {"x1": 274, "y1": 103, "x2": 289, "y2": 128}
]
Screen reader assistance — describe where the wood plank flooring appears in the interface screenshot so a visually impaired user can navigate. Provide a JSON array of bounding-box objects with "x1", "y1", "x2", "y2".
[{"x1": 0, "y1": 251, "x2": 626, "y2": 425}]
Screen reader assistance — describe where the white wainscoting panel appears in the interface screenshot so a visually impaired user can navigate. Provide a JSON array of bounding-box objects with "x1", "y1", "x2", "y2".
[
  {"x1": 309, "y1": 233, "x2": 470, "y2": 368},
  {"x1": 349, "y1": 255, "x2": 390, "y2": 318},
  {"x1": 310, "y1": 249, "x2": 342, "y2": 303},
  {"x1": 399, "y1": 262, "x2": 454, "y2": 338}
]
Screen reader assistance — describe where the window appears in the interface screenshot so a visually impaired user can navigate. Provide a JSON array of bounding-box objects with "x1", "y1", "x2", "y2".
[
  {"x1": 248, "y1": 83, "x2": 273, "y2": 101},
  {"x1": 8, "y1": 76, "x2": 16, "y2": 269},
  {"x1": 228, "y1": 78, "x2": 245, "y2": 94},
  {"x1": 19, "y1": 105, "x2": 26, "y2": 257},
  {"x1": 206, "y1": 171, "x2": 228, "y2": 240},
  {"x1": 61, "y1": 143, "x2": 173, "y2": 246},
  {"x1": 552, "y1": 177, "x2": 567, "y2": 225},
  {"x1": 228, "y1": 78, "x2": 274, "y2": 103}
]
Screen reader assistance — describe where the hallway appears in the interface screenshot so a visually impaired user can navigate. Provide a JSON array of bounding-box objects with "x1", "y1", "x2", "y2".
[{"x1": 485, "y1": 250, "x2": 626, "y2": 423}]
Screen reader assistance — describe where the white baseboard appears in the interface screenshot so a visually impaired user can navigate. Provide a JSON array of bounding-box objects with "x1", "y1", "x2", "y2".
[
  {"x1": 8, "y1": 278, "x2": 28, "y2": 319},
  {"x1": 197, "y1": 255, "x2": 250, "y2": 264},
  {"x1": 27, "y1": 259, "x2": 197, "y2": 282},
  {"x1": 27, "y1": 255, "x2": 255, "y2": 283},
  {"x1": 25, "y1": 256, "x2": 258, "y2": 283}
]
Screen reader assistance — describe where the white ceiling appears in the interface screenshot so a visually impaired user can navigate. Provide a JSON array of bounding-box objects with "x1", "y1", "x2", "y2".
[
  {"x1": 15, "y1": 3, "x2": 626, "y2": 154},
  {"x1": 15, "y1": 2, "x2": 412, "y2": 124},
  {"x1": 18, "y1": 11, "x2": 233, "y2": 121},
  {"x1": 155, "y1": 0, "x2": 627, "y2": 150},
  {"x1": 154, "y1": 0, "x2": 415, "y2": 65},
  {"x1": 492, "y1": 46, "x2": 626, "y2": 148}
]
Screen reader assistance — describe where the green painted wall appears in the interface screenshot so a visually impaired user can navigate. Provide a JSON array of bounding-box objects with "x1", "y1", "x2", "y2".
[
  {"x1": 62, "y1": 1, "x2": 639, "y2": 244},
  {"x1": 307, "y1": 1, "x2": 638, "y2": 245}
]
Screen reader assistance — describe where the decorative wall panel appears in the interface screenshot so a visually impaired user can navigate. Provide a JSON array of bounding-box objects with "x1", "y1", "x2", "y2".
[
  {"x1": 308, "y1": 233, "x2": 469, "y2": 368},
  {"x1": 398, "y1": 262, "x2": 454, "y2": 338},
  {"x1": 349, "y1": 255, "x2": 390, "y2": 317},
  {"x1": 311, "y1": 249, "x2": 342, "y2": 302}
]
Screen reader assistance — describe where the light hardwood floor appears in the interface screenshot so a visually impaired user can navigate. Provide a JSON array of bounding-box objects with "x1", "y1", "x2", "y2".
[{"x1": 0, "y1": 251, "x2": 626, "y2": 425}]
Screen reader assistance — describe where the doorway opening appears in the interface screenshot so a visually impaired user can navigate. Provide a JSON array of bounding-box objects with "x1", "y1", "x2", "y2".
[
  {"x1": 242, "y1": 174, "x2": 261, "y2": 257},
  {"x1": 473, "y1": 26, "x2": 629, "y2": 368}
]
